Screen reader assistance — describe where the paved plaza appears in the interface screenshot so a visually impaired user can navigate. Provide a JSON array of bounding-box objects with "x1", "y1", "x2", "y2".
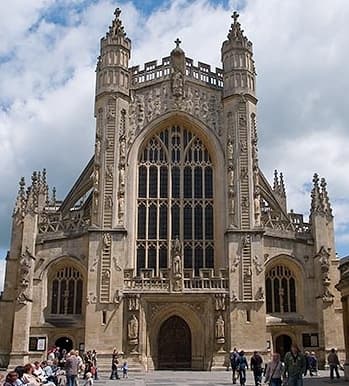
[{"x1": 93, "y1": 370, "x2": 348, "y2": 386}]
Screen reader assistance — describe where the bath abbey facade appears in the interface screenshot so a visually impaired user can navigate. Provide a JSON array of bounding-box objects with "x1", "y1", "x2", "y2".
[{"x1": 0, "y1": 9, "x2": 344, "y2": 370}]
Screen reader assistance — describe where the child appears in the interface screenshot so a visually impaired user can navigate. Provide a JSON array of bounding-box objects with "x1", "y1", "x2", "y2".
[
  {"x1": 122, "y1": 362, "x2": 128, "y2": 379},
  {"x1": 83, "y1": 372, "x2": 93, "y2": 386}
]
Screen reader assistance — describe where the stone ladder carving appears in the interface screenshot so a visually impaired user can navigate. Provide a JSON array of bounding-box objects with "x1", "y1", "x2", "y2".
[
  {"x1": 239, "y1": 104, "x2": 250, "y2": 229},
  {"x1": 103, "y1": 98, "x2": 116, "y2": 228},
  {"x1": 100, "y1": 233, "x2": 112, "y2": 303},
  {"x1": 242, "y1": 235, "x2": 252, "y2": 300}
]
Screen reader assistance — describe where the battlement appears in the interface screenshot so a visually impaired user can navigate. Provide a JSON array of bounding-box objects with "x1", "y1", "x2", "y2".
[{"x1": 130, "y1": 57, "x2": 223, "y2": 89}]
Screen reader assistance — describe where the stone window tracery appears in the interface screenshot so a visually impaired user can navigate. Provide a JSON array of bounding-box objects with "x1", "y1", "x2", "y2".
[
  {"x1": 266, "y1": 265, "x2": 296, "y2": 313},
  {"x1": 50, "y1": 266, "x2": 83, "y2": 315},
  {"x1": 136, "y1": 126, "x2": 214, "y2": 276}
]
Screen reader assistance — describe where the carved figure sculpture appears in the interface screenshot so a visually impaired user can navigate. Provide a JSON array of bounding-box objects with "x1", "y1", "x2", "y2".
[
  {"x1": 215, "y1": 314, "x2": 225, "y2": 339},
  {"x1": 128, "y1": 314, "x2": 139, "y2": 340},
  {"x1": 172, "y1": 71, "x2": 184, "y2": 97}
]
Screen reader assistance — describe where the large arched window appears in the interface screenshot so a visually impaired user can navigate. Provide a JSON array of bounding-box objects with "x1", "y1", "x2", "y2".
[
  {"x1": 50, "y1": 266, "x2": 83, "y2": 315},
  {"x1": 266, "y1": 265, "x2": 296, "y2": 313},
  {"x1": 136, "y1": 126, "x2": 214, "y2": 277}
]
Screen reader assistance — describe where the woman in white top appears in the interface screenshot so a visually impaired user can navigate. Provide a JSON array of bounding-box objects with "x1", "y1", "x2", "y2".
[{"x1": 264, "y1": 353, "x2": 284, "y2": 386}]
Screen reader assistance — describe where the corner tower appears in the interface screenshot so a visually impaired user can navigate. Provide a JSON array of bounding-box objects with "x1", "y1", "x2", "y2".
[
  {"x1": 222, "y1": 12, "x2": 266, "y2": 351},
  {"x1": 85, "y1": 9, "x2": 131, "y2": 352}
]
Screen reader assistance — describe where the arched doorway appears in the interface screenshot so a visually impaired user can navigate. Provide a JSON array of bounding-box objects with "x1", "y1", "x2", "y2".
[
  {"x1": 158, "y1": 316, "x2": 191, "y2": 369},
  {"x1": 55, "y1": 337, "x2": 73, "y2": 353},
  {"x1": 275, "y1": 334, "x2": 292, "y2": 360}
]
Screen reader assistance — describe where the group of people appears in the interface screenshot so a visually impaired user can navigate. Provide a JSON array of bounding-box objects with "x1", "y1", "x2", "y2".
[
  {"x1": 2, "y1": 348, "x2": 99, "y2": 386},
  {"x1": 229, "y1": 344, "x2": 341, "y2": 386}
]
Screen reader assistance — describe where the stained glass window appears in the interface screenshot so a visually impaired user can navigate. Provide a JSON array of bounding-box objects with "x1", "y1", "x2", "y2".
[{"x1": 136, "y1": 126, "x2": 214, "y2": 276}]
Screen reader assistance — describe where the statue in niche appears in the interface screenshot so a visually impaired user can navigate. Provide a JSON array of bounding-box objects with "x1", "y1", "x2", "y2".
[
  {"x1": 172, "y1": 237, "x2": 183, "y2": 277},
  {"x1": 128, "y1": 314, "x2": 139, "y2": 340},
  {"x1": 228, "y1": 166, "x2": 234, "y2": 186},
  {"x1": 136, "y1": 95, "x2": 145, "y2": 132},
  {"x1": 119, "y1": 166, "x2": 125, "y2": 187},
  {"x1": 147, "y1": 90, "x2": 155, "y2": 121},
  {"x1": 119, "y1": 136, "x2": 126, "y2": 161},
  {"x1": 95, "y1": 139, "x2": 101, "y2": 161},
  {"x1": 227, "y1": 136, "x2": 234, "y2": 162},
  {"x1": 91, "y1": 168, "x2": 99, "y2": 192},
  {"x1": 215, "y1": 314, "x2": 225, "y2": 339},
  {"x1": 254, "y1": 189, "x2": 261, "y2": 226},
  {"x1": 118, "y1": 194, "x2": 125, "y2": 223},
  {"x1": 193, "y1": 89, "x2": 200, "y2": 116},
  {"x1": 172, "y1": 71, "x2": 184, "y2": 97},
  {"x1": 201, "y1": 94, "x2": 209, "y2": 120},
  {"x1": 186, "y1": 88, "x2": 194, "y2": 114},
  {"x1": 93, "y1": 193, "x2": 98, "y2": 214},
  {"x1": 228, "y1": 186, "x2": 235, "y2": 215}
]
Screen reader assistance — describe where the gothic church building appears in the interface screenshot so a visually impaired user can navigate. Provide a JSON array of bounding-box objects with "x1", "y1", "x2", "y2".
[{"x1": 0, "y1": 10, "x2": 344, "y2": 370}]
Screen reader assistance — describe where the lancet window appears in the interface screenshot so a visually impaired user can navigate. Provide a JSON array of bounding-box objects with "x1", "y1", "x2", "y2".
[
  {"x1": 50, "y1": 266, "x2": 83, "y2": 315},
  {"x1": 266, "y1": 265, "x2": 296, "y2": 313},
  {"x1": 136, "y1": 126, "x2": 214, "y2": 276}
]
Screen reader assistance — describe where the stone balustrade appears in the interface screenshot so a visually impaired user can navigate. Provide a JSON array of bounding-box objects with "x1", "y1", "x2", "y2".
[{"x1": 131, "y1": 57, "x2": 223, "y2": 89}]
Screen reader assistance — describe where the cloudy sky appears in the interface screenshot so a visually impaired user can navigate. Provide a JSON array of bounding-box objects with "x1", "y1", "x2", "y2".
[{"x1": 0, "y1": 0, "x2": 349, "y2": 289}]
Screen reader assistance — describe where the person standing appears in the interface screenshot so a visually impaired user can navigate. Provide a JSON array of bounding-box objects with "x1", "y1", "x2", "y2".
[
  {"x1": 65, "y1": 350, "x2": 80, "y2": 386},
  {"x1": 230, "y1": 347, "x2": 239, "y2": 384},
  {"x1": 264, "y1": 353, "x2": 284, "y2": 386},
  {"x1": 283, "y1": 344, "x2": 306, "y2": 386},
  {"x1": 237, "y1": 350, "x2": 248, "y2": 386},
  {"x1": 327, "y1": 348, "x2": 340, "y2": 380},
  {"x1": 250, "y1": 351, "x2": 263, "y2": 386},
  {"x1": 309, "y1": 352, "x2": 318, "y2": 376},
  {"x1": 110, "y1": 348, "x2": 120, "y2": 380},
  {"x1": 91, "y1": 350, "x2": 98, "y2": 380},
  {"x1": 122, "y1": 361, "x2": 128, "y2": 379}
]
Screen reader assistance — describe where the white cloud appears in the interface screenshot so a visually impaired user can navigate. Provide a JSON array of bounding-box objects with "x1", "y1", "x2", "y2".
[{"x1": 0, "y1": 0, "x2": 348, "y2": 258}]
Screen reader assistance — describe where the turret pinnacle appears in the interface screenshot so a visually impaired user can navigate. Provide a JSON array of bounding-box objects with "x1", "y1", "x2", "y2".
[
  {"x1": 273, "y1": 170, "x2": 287, "y2": 211},
  {"x1": 273, "y1": 170, "x2": 279, "y2": 191},
  {"x1": 221, "y1": 11, "x2": 256, "y2": 98},
  {"x1": 310, "y1": 173, "x2": 322, "y2": 216},
  {"x1": 226, "y1": 11, "x2": 252, "y2": 50},
  {"x1": 320, "y1": 177, "x2": 333, "y2": 218},
  {"x1": 108, "y1": 8, "x2": 127, "y2": 39},
  {"x1": 13, "y1": 177, "x2": 26, "y2": 219}
]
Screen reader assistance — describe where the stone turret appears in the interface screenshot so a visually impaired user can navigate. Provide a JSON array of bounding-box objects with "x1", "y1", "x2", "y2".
[
  {"x1": 223, "y1": 12, "x2": 267, "y2": 358},
  {"x1": 95, "y1": 8, "x2": 131, "y2": 99},
  {"x1": 85, "y1": 8, "x2": 130, "y2": 355},
  {"x1": 221, "y1": 11, "x2": 256, "y2": 99}
]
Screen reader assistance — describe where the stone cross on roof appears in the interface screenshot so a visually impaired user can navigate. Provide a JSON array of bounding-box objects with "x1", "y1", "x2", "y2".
[
  {"x1": 232, "y1": 11, "x2": 239, "y2": 23},
  {"x1": 114, "y1": 8, "x2": 121, "y2": 18},
  {"x1": 174, "y1": 38, "x2": 181, "y2": 48}
]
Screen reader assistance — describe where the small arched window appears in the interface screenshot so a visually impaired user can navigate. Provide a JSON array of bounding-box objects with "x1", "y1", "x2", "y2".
[
  {"x1": 50, "y1": 266, "x2": 83, "y2": 315},
  {"x1": 266, "y1": 265, "x2": 296, "y2": 313}
]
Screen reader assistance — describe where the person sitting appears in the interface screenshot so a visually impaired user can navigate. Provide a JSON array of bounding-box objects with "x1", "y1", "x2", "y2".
[
  {"x1": 22, "y1": 363, "x2": 42, "y2": 386},
  {"x1": 3, "y1": 372, "x2": 20, "y2": 386}
]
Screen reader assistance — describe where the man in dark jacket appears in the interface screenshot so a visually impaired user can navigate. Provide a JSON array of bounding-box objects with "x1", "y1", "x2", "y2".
[
  {"x1": 250, "y1": 351, "x2": 263, "y2": 386},
  {"x1": 284, "y1": 344, "x2": 306, "y2": 386},
  {"x1": 230, "y1": 348, "x2": 239, "y2": 384},
  {"x1": 65, "y1": 350, "x2": 80, "y2": 386}
]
